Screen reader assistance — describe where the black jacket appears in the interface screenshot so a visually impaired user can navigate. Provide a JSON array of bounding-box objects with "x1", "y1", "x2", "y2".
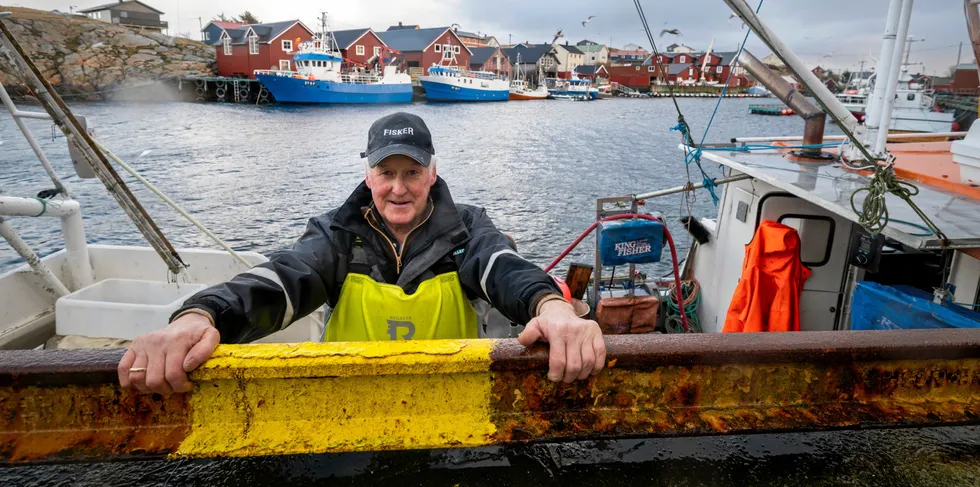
[{"x1": 176, "y1": 177, "x2": 561, "y2": 343}]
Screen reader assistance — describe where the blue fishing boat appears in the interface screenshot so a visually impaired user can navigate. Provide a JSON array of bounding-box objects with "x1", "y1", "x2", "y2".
[
  {"x1": 545, "y1": 77, "x2": 599, "y2": 100},
  {"x1": 254, "y1": 15, "x2": 412, "y2": 104},
  {"x1": 418, "y1": 64, "x2": 510, "y2": 102}
]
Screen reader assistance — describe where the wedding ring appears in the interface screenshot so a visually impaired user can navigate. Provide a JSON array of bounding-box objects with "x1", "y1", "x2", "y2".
[{"x1": 129, "y1": 367, "x2": 147, "y2": 373}]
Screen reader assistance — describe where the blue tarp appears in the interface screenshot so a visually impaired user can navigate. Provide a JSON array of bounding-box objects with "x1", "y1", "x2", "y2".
[
  {"x1": 850, "y1": 281, "x2": 980, "y2": 330},
  {"x1": 598, "y1": 219, "x2": 664, "y2": 266}
]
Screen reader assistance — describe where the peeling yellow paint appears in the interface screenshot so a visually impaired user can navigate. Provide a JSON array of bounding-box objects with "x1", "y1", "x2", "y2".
[{"x1": 176, "y1": 340, "x2": 497, "y2": 458}]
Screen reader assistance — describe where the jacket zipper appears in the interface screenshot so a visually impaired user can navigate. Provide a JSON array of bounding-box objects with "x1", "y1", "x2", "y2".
[{"x1": 364, "y1": 204, "x2": 434, "y2": 275}]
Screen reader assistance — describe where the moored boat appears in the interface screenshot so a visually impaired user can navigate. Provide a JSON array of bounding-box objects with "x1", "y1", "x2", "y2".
[
  {"x1": 545, "y1": 76, "x2": 599, "y2": 100},
  {"x1": 419, "y1": 65, "x2": 510, "y2": 102},
  {"x1": 253, "y1": 15, "x2": 411, "y2": 104}
]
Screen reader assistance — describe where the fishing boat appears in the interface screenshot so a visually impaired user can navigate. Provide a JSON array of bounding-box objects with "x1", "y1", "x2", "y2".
[
  {"x1": 418, "y1": 50, "x2": 510, "y2": 102},
  {"x1": 253, "y1": 14, "x2": 412, "y2": 104},
  {"x1": 835, "y1": 68, "x2": 956, "y2": 133},
  {"x1": 508, "y1": 54, "x2": 549, "y2": 100},
  {"x1": 2, "y1": 0, "x2": 980, "y2": 468},
  {"x1": 545, "y1": 76, "x2": 599, "y2": 100}
]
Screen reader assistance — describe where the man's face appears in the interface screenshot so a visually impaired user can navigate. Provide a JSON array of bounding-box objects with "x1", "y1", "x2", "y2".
[{"x1": 365, "y1": 155, "x2": 436, "y2": 231}]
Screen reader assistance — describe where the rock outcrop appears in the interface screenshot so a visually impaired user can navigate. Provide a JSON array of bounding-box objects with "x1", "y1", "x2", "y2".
[{"x1": 0, "y1": 6, "x2": 215, "y2": 99}]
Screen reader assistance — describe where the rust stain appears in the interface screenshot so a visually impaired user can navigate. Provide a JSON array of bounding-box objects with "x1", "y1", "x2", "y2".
[{"x1": 488, "y1": 359, "x2": 980, "y2": 442}]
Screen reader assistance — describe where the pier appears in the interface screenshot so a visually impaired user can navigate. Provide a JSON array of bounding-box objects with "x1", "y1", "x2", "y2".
[
  {"x1": 749, "y1": 103, "x2": 796, "y2": 115},
  {"x1": 164, "y1": 77, "x2": 273, "y2": 104}
]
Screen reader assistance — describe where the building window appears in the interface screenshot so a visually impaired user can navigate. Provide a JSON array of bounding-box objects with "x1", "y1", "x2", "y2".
[
  {"x1": 280, "y1": 60, "x2": 290, "y2": 71},
  {"x1": 454, "y1": 46, "x2": 460, "y2": 54},
  {"x1": 374, "y1": 46, "x2": 381, "y2": 57},
  {"x1": 356, "y1": 45, "x2": 365, "y2": 56},
  {"x1": 223, "y1": 37, "x2": 232, "y2": 56},
  {"x1": 249, "y1": 34, "x2": 259, "y2": 55},
  {"x1": 282, "y1": 40, "x2": 293, "y2": 52},
  {"x1": 205, "y1": 31, "x2": 211, "y2": 41},
  {"x1": 679, "y1": 56, "x2": 686, "y2": 63},
  {"x1": 716, "y1": 66, "x2": 723, "y2": 74},
  {"x1": 636, "y1": 66, "x2": 640, "y2": 71},
  {"x1": 434, "y1": 44, "x2": 441, "y2": 53},
  {"x1": 443, "y1": 48, "x2": 453, "y2": 60},
  {"x1": 688, "y1": 68, "x2": 693, "y2": 76},
  {"x1": 648, "y1": 66, "x2": 655, "y2": 72}
]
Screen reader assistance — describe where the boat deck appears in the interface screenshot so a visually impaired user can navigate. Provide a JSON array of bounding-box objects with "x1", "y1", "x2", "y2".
[{"x1": 697, "y1": 144, "x2": 980, "y2": 250}]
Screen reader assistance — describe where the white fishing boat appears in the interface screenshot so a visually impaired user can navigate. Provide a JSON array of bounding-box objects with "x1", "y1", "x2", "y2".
[
  {"x1": 508, "y1": 54, "x2": 549, "y2": 100},
  {"x1": 835, "y1": 68, "x2": 955, "y2": 132}
]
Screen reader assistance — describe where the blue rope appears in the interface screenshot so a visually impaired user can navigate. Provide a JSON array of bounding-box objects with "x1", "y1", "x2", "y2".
[{"x1": 677, "y1": 0, "x2": 764, "y2": 206}]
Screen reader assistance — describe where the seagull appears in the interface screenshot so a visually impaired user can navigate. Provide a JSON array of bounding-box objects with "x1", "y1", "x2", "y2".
[
  {"x1": 138, "y1": 150, "x2": 152, "y2": 158},
  {"x1": 660, "y1": 28, "x2": 681, "y2": 37},
  {"x1": 551, "y1": 29, "x2": 564, "y2": 44},
  {"x1": 581, "y1": 15, "x2": 596, "y2": 27}
]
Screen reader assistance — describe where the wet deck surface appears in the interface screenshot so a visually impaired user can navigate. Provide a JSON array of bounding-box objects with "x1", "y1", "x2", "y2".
[{"x1": 2, "y1": 427, "x2": 980, "y2": 486}]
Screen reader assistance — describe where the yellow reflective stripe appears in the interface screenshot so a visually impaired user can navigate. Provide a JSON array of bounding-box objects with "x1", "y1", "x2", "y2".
[
  {"x1": 177, "y1": 340, "x2": 495, "y2": 457},
  {"x1": 244, "y1": 267, "x2": 295, "y2": 326},
  {"x1": 480, "y1": 249, "x2": 520, "y2": 300}
]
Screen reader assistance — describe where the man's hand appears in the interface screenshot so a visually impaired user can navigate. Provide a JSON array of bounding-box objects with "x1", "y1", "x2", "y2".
[
  {"x1": 518, "y1": 299, "x2": 606, "y2": 382},
  {"x1": 117, "y1": 312, "x2": 220, "y2": 394}
]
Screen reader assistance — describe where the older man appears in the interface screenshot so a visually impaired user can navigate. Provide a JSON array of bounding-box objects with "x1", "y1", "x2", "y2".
[{"x1": 118, "y1": 112, "x2": 605, "y2": 394}]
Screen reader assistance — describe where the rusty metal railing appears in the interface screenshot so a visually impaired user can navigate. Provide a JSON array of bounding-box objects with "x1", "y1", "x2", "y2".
[{"x1": 2, "y1": 330, "x2": 980, "y2": 464}]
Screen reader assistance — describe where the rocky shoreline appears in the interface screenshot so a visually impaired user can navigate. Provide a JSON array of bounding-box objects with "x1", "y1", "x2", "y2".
[{"x1": 0, "y1": 6, "x2": 215, "y2": 100}]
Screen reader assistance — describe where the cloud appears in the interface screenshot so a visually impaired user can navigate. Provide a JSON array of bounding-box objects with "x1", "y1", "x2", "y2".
[{"x1": 22, "y1": 0, "x2": 971, "y2": 74}]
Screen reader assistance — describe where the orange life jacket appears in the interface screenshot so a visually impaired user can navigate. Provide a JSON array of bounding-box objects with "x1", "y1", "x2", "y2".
[{"x1": 723, "y1": 220, "x2": 812, "y2": 333}]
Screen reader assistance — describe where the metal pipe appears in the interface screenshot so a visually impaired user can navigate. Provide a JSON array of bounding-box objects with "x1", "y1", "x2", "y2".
[
  {"x1": 0, "y1": 84, "x2": 68, "y2": 197},
  {"x1": 0, "y1": 216, "x2": 71, "y2": 297},
  {"x1": 0, "y1": 196, "x2": 80, "y2": 217},
  {"x1": 60, "y1": 212, "x2": 94, "y2": 290},
  {"x1": 722, "y1": 0, "x2": 863, "y2": 141},
  {"x1": 866, "y1": 0, "x2": 904, "y2": 134},
  {"x1": 874, "y1": 0, "x2": 915, "y2": 154},
  {"x1": 731, "y1": 132, "x2": 967, "y2": 143},
  {"x1": 738, "y1": 50, "x2": 826, "y2": 151},
  {"x1": 634, "y1": 174, "x2": 752, "y2": 201}
]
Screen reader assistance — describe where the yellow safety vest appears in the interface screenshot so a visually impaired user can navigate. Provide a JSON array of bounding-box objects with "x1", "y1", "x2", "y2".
[{"x1": 324, "y1": 272, "x2": 478, "y2": 341}]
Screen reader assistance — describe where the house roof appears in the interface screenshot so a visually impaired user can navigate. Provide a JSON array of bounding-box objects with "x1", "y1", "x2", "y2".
[
  {"x1": 331, "y1": 28, "x2": 373, "y2": 49},
  {"x1": 78, "y1": 0, "x2": 164, "y2": 14},
  {"x1": 210, "y1": 20, "x2": 306, "y2": 46},
  {"x1": 377, "y1": 27, "x2": 472, "y2": 54},
  {"x1": 577, "y1": 44, "x2": 606, "y2": 53},
  {"x1": 387, "y1": 23, "x2": 419, "y2": 31},
  {"x1": 667, "y1": 64, "x2": 695, "y2": 75},
  {"x1": 956, "y1": 63, "x2": 978, "y2": 71},
  {"x1": 455, "y1": 30, "x2": 482, "y2": 39},
  {"x1": 207, "y1": 21, "x2": 245, "y2": 30},
  {"x1": 503, "y1": 45, "x2": 555, "y2": 64},
  {"x1": 575, "y1": 65, "x2": 608, "y2": 75},
  {"x1": 711, "y1": 51, "x2": 740, "y2": 66},
  {"x1": 561, "y1": 44, "x2": 584, "y2": 55},
  {"x1": 931, "y1": 76, "x2": 954, "y2": 85},
  {"x1": 469, "y1": 47, "x2": 498, "y2": 65}
]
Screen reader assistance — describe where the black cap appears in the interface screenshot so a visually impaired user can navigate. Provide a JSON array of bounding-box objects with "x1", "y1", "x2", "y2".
[{"x1": 360, "y1": 112, "x2": 435, "y2": 167}]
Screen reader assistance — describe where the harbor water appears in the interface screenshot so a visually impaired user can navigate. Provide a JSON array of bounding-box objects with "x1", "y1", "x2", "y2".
[{"x1": 2, "y1": 98, "x2": 980, "y2": 485}]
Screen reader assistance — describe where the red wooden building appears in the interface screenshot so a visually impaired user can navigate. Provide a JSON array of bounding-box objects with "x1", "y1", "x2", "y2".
[
  {"x1": 331, "y1": 28, "x2": 389, "y2": 66},
  {"x1": 666, "y1": 64, "x2": 700, "y2": 83},
  {"x1": 378, "y1": 26, "x2": 471, "y2": 75},
  {"x1": 952, "y1": 64, "x2": 980, "y2": 95},
  {"x1": 469, "y1": 46, "x2": 512, "y2": 77},
  {"x1": 208, "y1": 20, "x2": 314, "y2": 78},
  {"x1": 608, "y1": 64, "x2": 664, "y2": 88},
  {"x1": 574, "y1": 64, "x2": 609, "y2": 81}
]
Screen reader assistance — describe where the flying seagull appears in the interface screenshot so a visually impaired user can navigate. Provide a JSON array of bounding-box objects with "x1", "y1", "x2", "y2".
[
  {"x1": 728, "y1": 13, "x2": 746, "y2": 29},
  {"x1": 551, "y1": 29, "x2": 564, "y2": 44},
  {"x1": 582, "y1": 15, "x2": 596, "y2": 27},
  {"x1": 660, "y1": 28, "x2": 681, "y2": 37}
]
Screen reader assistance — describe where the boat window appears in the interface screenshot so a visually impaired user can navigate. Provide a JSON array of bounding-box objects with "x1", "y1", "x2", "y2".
[
  {"x1": 778, "y1": 215, "x2": 835, "y2": 267},
  {"x1": 908, "y1": 93, "x2": 916, "y2": 101}
]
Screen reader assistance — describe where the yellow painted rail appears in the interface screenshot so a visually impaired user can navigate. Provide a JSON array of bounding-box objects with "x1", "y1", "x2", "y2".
[{"x1": 2, "y1": 330, "x2": 980, "y2": 463}]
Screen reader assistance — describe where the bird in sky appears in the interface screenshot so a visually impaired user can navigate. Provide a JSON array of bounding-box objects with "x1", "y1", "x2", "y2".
[
  {"x1": 582, "y1": 15, "x2": 596, "y2": 27},
  {"x1": 660, "y1": 28, "x2": 682, "y2": 37},
  {"x1": 551, "y1": 29, "x2": 564, "y2": 44}
]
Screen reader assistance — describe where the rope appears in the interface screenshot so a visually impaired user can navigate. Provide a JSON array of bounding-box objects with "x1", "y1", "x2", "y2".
[
  {"x1": 665, "y1": 280, "x2": 702, "y2": 334},
  {"x1": 31, "y1": 196, "x2": 46, "y2": 217},
  {"x1": 849, "y1": 157, "x2": 948, "y2": 242}
]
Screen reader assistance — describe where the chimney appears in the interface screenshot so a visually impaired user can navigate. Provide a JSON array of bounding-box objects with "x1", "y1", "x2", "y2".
[{"x1": 398, "y1": 21, "x2": 403, "y2": 27}]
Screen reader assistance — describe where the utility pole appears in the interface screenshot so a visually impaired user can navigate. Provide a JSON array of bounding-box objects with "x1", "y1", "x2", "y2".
[
  {"x1": 198, "y1": 17, "x2": 203, "y2": 41},
  {"x1": 956, "y1": 41, "x2": 963, "y2": 67}
]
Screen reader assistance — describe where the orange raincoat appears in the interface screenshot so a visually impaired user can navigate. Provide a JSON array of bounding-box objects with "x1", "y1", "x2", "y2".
[{"x1": 723, "y1": 220, "x2": 812, "y2": 333}]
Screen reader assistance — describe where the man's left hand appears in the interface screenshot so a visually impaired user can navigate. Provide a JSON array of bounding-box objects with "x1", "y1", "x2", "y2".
[{"x1": 518, "y1": 299, "x2": 606, "y2": 382}]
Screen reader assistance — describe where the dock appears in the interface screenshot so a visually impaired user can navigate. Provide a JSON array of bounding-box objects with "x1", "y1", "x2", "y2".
[
  {"x1": 164, "y1": 77, "x2": 274, "y2": 104},
  {"x1": 750, "y1": 103, "x2": 796, "y2": 115}
]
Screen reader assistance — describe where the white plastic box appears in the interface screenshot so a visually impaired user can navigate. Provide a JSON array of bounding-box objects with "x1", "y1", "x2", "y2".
[
  {"x1": 951, "y1": 124, "x2": 980, "y2": 185},
  {"x1": 55, "y1": 279, "x2": 207, "y2": 340}
]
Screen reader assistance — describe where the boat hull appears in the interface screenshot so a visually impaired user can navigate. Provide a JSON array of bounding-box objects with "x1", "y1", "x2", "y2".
[
  {"x1": 420, "y1": 77, "x2": 509, "y2": 102},
  {"x1": 255, "y1": 74, "x2": 413, "y2": 104},
  {"x1": 509, "y1": 90, "x2": 549, "y2": 100},
  {"x1": 548, "y1": 89, "x2": 599, "y2": 100}
]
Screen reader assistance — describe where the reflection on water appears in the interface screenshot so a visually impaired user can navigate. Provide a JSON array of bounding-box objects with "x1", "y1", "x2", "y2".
[{"x1": 2, "y1": 427, "x2": 980, "y2": 486}]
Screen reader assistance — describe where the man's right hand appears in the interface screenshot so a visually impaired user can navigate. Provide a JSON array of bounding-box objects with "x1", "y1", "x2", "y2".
[{"x1": 117, "y1": 312, "x2": 220, "y2": 395}]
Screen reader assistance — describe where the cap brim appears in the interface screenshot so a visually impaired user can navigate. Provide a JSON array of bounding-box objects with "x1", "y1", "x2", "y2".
[{"x1": 365, "y1": 144, "x2": 432, "y2": 167}]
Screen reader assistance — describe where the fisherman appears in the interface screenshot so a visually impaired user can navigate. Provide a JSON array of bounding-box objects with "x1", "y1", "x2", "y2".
[{"x1": 118, "y1": 112, "x2": 606, "y2": 394}]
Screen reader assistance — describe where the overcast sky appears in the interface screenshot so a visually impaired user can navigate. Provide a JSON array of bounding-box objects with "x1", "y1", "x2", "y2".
[{"x1": 22, "y1": 0, "x2": 972, "y2": 75}]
